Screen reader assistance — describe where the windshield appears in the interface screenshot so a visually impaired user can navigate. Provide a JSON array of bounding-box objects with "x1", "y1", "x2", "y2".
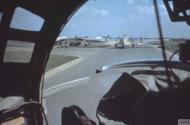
[
  {"x1": 42, "y1": 0, "x2": 190, "y2": 124},
  {"x1": 44, "y1": 0, "x2": 190, "y2": 88}
]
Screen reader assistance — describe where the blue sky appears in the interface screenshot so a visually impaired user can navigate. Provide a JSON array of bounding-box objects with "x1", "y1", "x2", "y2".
[
  {"x1": 8, "y1": 0, "x2": 190, "y2": 38},
  {"x1": 60, "y1": 0, "x2": 190, "y2": 38}
]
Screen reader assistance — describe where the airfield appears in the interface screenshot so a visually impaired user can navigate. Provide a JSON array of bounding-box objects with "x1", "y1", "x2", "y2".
[{"x1": 43, "y1": 39, "x2": 180, "y2": 125}]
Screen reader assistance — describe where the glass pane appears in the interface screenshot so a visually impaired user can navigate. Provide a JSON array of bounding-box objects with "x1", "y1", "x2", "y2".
[
  {"x1": 10, "y1": 7, "x2": 44, "y2": 31},
  {"x1": 42, "y1": 1, "x2": 190, "y2": 125},
  {"x1": 4, "y1": 40, "x2": 34, "y2": 63}
]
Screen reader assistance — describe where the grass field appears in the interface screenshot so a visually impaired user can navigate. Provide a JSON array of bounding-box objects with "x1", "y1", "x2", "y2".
[{"x1": 46, "y1": 54, "x2": 77, "y2": 71}]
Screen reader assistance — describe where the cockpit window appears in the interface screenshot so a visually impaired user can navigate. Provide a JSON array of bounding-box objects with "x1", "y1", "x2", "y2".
[
  {"x1": 10, "y1": 7, "x2": 44, "y2": 31},
  {"x1": 44, "y1": 0, "x2": 190, "y2": 87},
  {"x1": 3, "y1": 40, "x2": 34, "y2": 63}
]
